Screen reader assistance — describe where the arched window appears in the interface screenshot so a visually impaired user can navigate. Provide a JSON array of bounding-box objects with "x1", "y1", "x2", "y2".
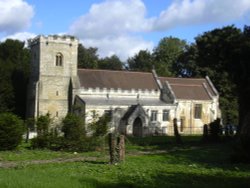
[{"x1": 56, "y1": 53, "x2": 63, "y2": 66}]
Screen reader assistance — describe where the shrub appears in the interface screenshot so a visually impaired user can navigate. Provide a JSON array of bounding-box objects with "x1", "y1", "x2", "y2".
[
  {"x1": 59, "y1": 113, "x2": 107, "y2": 152},
  {"x1": 31, "y1": 113, "x2": 52, "y2": 148},
  {"x1": 0, "y1": 113, "x2": 24, "y2": 150},
  {"x1": 89, "y1": 114, "x2": 110, "y2": 137},
  {"x1": 209, "y1": 118, "x2": 222, "y2": 142},
  {"x1": 62, "y1": 113, "x2": 85, "y2": 141}
]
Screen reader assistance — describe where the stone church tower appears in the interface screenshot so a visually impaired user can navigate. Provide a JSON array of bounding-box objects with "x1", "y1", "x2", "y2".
[{"x1": 26, "y1": 35, "x2": 79, "y2": 121}]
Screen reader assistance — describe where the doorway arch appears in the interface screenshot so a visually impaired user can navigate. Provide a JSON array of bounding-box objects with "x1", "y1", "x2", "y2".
[{"x1": 133, "y1": 117, "x2": 143, "y2": 137}]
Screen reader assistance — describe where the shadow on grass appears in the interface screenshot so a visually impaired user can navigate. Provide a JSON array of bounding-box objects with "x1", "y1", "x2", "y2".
[
  {"x1": 82, "y1": 160, "x2": 108, "y2": 165},
  {"x1": 126, "y1": 136, "x2": 249, "y2": 170},
  {"x1": 126, "y1": 136, "x2": 205, "y2": 152},
  {"x1": 78, "y1": 171, "x2": 250, "y2": 188}
]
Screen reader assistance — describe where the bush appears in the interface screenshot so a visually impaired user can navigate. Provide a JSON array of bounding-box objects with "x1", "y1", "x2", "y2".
[
  {"x1": 0, "y1": 113, "x2": 24, "y2": 150},
  {"x1": 59, "y1": 113, "x2": 107, "y2": 152},
  {"x1": 31, "y1": 113, "x2": 52, "y2": 148},
  {"x1": 62, "y1": 113, "x2": 85, "y2": 141},
  {"x1": 209, "y1": 118, "x2": 222, "y2": 142},
  {"x1": 89, "y1": 114, "x2": 109, "y2": 137}
]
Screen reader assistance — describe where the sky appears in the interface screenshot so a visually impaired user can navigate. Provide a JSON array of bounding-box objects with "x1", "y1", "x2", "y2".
[{"x1": 0, "y1": 0, "x2": 250, "y2": 61}]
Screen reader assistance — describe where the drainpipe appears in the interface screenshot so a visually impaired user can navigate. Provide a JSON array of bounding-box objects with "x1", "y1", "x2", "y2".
[{"x1": 190, "y1": 101, "x2": 193, "y2": 135}]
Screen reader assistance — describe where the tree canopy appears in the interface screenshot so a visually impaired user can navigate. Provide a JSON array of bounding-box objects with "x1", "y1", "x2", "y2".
[
  {"x1": 0, "y1": 39, "x2": 30, "y2": 118},
  {"x1": 153, "y1": 37, "x2": 187, "y2": 76},
  {"x1": 78, "y1": 44, "x2": 123, "y2": 70},
  {"x1": 127, "y1": 50, "x2": 153, "y2": 72},
  {"x1": 171, "y1": 26, "x2": 244, "y2": 125}
]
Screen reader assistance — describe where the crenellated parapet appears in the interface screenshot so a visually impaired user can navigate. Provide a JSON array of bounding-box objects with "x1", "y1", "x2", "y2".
[
  {"x1": 28, "y1": 35, "x2": 78, "y2": 47},
  {"x1": 79, "y1": 87, "x2": 160, "y2": 96}
]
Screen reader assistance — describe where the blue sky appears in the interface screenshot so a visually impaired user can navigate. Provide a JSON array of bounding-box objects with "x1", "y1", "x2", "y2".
[{"x1": 0, "y1": 0, "x2": 250, "y2": 61}]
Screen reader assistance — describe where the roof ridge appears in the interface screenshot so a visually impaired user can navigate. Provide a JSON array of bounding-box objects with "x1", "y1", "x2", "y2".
[
  {"x1": 77, "y1": 68, "x2": 152, "y2": 75},
  {"x1": 170, "y1": 83, "x2": 203, "y2": 87},
  {"x1": 159, "y1": 76, "x2": 205, "y2": 80}
]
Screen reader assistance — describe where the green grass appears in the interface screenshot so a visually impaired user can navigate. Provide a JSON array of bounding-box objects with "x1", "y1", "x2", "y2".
[{"x1": 0, "y1": 136, "x2": 250, "y2": 188}]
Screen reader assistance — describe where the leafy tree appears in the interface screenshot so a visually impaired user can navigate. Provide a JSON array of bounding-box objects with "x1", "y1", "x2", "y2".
[
  {"x1": 0, "y1": 39, "x2": 30, "y2": 118},
  {"x1": 177, "y1": 44, "x2": 199, "y2": 77},
  {"x1": 62, "y1": 113, "x2": 85, "y2": 141},
  {"x1": 78, "y1": 44, "x2": 99, "y2": 69},
  {"x1": 179, "y1": 26, "x2": 242, "y2": 125},
  {"x1": 127, "y1": 50, "x2": 153, "y2": 72},
  {"x1": 153, "y1": 36, "x2": 187, "y2": 76},
  {"x1": 0, "y1": 113, "x2": 24, "y2": 150},
  {"x1": 31, "y1": 113, "x2": 53, "y2": 148},
  {"x1": 88, "y1": 113, "x2": 110, "y2": 137},
  {"x1": 234, "y1": 26, "x2": 250, "y2": 160},
  {"x1": 0, "y1": 60, "x2": 14, "y2": 112},
  {"x1": 98, "y1": 55, "x2": 123, "y2": 70}
]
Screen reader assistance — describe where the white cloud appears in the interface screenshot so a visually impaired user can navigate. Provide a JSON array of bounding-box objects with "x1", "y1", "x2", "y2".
[
  {"x1": 153, "y1": 0, "x2": 250, "y2": 31},
  {"x1": 69, "y1": 0, "x2": 250, "y2": 60},
  {"x1": 0, "y1": 0, "x2": 34, "y2": 34},
  {"x1": 69, "y1": 0, "x2": 154, "y2": 61},
  {"x1": 1, "y1": 32, "x2": 36, "y2": 46},
  {"x1": 82, "y1": 35, "x2": 154, "y2": 62},
  {"x1": 69, "y1": 0, "x2": 153, "y2": 39}
]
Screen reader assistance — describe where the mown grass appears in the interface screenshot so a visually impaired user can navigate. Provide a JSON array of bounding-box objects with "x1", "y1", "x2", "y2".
[{"x1": 0, "y1": 136, "x2": 250, "y2": 188}]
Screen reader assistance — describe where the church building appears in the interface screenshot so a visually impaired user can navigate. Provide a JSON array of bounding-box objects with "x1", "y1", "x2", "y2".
[{"x1": 26, "y1": 35, "x2": 220, "y2": 136}]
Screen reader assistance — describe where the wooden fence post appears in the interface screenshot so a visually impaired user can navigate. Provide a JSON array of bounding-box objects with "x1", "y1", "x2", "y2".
[
  {"x1": 118, "y1": 135, "x2": 125, "y2": 162},
  {"x1": 173, "y1": 118, "x2": 183, "y2": 144}
]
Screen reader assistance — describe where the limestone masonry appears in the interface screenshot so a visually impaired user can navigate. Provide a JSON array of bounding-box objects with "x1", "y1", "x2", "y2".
[{"x1": 27, "y1": 35, "x2": 220, "y2": 136}]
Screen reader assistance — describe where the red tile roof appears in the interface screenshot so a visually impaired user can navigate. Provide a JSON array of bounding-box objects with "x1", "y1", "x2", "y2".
[
  {"x1": 160, "y1": 77, "x2": 216, "y2": 100},
  {"x1": 78, "y1": 69, "x2": 158, "y2": 91},
  {"x1": 77, "y1": 69, "x2": 217, "y2": 101}
]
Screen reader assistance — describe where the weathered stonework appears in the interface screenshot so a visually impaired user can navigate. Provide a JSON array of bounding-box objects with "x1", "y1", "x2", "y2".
[
  {"x1": 27, "y1": 35, "x2": 78, "y2": 122},
  {"x1": 27, "y1": 35, "x2": 221, "y2": 136}
]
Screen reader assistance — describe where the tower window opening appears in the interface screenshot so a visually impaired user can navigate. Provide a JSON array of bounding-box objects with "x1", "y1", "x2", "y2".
[{"x1": 56, "y1": 53, "x2": 63, "y2": 66}]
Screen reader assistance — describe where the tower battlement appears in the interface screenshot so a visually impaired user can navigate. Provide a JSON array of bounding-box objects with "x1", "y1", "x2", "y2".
[{"x1": 28, "y1": 35, "x2": 78, "y2": 47}]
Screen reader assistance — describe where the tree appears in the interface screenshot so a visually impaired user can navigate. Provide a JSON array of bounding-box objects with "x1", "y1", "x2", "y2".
[
  {"x1": 127, "y1": 50, "x2": 153, "y2": 72},
  {"x1": 98, "y1": 55, "x2": 123, "y2": 70},
  {"x1": 0, "y1": 113, "x2": 24, "y2": 150},
  {"x1": 0, "y1": 39, "x2": 30, "y2": 118},
  {"x1": 31, "y1": 113, "x2": 53, "y2": 148},
  {"x1": 62, "y1": 113, "x2": 85, "y2": 141},
  {"x1": 234, "y1": 26, "x2": 250, "y2": 160},
  {"x1": 88, "y1": 112, "x2": 110, "y2": 137},
  {"x1": 78, "y1": 44, "x2": 99, "y2": 69},
  {"x1": 0, "y1": 59, "x2": 14, "y2": 112},
  {"x1": 179, "y1": 26, "x2": 242, "y2": 125},
  {"x1": 153, "y1": 36, "x2": 187, "y2": 76}
]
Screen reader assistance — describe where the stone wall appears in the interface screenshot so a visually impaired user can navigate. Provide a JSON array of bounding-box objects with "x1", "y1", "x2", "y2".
[{"x1": 27, "y1": 35, "x2": 78, "y2": 121}]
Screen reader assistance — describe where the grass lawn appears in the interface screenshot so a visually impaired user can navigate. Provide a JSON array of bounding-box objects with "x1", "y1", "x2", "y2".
[{"x1": 0, "y1": 136, "x2": 250, "y2": 188}]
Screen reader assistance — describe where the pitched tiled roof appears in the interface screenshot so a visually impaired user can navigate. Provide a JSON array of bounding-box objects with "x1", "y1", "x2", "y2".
[
  {"x1": 77, "y1": 69, "x2": 218, "y2": 101},
  {"x1": 159, "y1": 77, "x2": 216, "y2": 100},
  {"x1": 77, "y1": 69, "x2": 159, "y2": 91}
]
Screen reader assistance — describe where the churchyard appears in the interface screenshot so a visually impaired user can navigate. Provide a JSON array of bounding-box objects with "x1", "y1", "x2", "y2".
[{"x1": 1, "y1": 136, "x2": 250, "y2": 188}]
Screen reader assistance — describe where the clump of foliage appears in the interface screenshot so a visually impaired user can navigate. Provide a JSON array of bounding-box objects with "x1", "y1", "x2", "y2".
[
  {"x1": 89, "y1": 113, "x2": 110, "y2": 137},
  {"x1": 201, "y1": 119, "x2": 222, "y2": 143},
  {"x1": 0, "y1": 113, "x2": 24, "y2": 150},
  {"x1": 31, "y1": 113, "x2": 53, "y2": 148},
  {"x1": 209, "y1": 118, "x2": 222, "y2": 142},
  {"x1": 60, "y1": 113, "x2": 105, "y2": 152},
  {"x1": 62, "y1": 113, "x2": 85, "y2": 141},
  {"x1": 0, "y1": 39, "x2": 30, "y2": 119},
  {"x1": 60, "y1": 113, "x2": 86, "y2": 151}
]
